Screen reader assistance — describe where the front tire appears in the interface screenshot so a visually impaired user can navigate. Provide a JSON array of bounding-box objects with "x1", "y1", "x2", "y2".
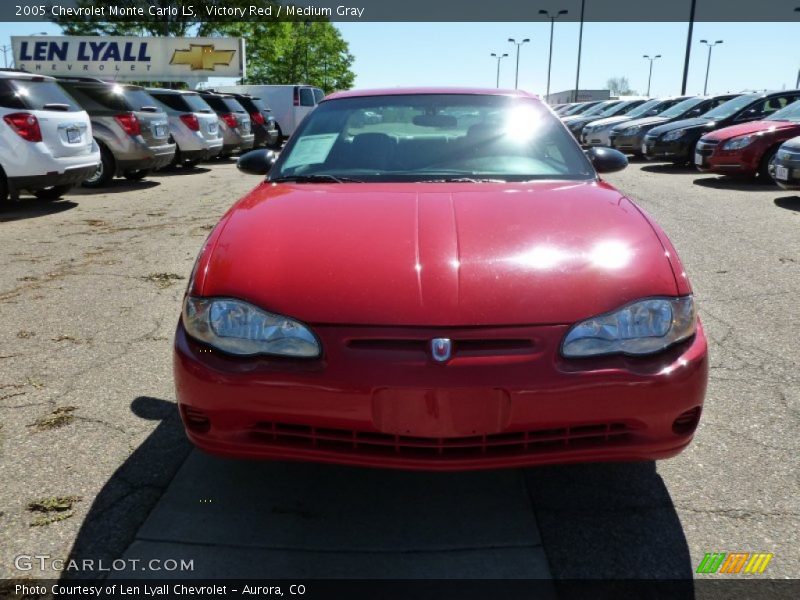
[
  {"x1": 759, "y1": 146, "x2": 779, "y2": 181},
  {"x1": 33, "y1": 185, "x2": 73, "y2": 201},
  {"x1": 82, "y1": 145, "x2": 114, "y2": 188}
]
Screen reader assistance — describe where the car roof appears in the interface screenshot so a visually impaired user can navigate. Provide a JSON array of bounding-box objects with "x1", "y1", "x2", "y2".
[
  {"x1": 326, "y1": 87, "x2": 540, "y2": 102},
  {"x1": 146, "y1": 88, "x2": 199, "y2": 95},
  {"x1": 0, "y1": 69, "x2": 56, "y2": 82}
]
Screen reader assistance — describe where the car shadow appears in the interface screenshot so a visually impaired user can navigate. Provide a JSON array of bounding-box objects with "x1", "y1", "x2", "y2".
[
  {"x1": 0, "y1": 199, "x2": 77, "y2": 222},
  {"x1": 640, "y1": 163, "x2": 698, "y2": 174},
  {"x1": 774, "y1": 195, "x2": 800, "y2": 212},
  {"x1": 692, "y1": 177, "x2": 776, "y2": 191},
  {"x1": 525, "y1": 462, "x2": 694, "y2": 592},
  {"x1": 64, "y1": 402, "x2": 693, "y2": 588},
  {"x1": 68, "y1": 180, "x2": 161, "y2": 196},
  {"x1": 152, "y1": 167, "x2": 212, "y2": 178},
  {"x1": 63, "y1": 396, "x2": 191, "y2": 581}
]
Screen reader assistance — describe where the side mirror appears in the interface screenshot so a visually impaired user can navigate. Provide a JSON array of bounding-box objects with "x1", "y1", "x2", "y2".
[
  {"x1": 237, "y1": 149, "x2": 277, "y2": 175},
  {"x1": 586, "y1": 146, "x2": 628, "y2": 174}
]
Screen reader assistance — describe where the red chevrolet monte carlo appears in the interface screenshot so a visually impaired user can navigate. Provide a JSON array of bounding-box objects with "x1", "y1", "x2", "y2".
[{"x1": 174, "y1": 88, "x2": 708, "y2": 471}]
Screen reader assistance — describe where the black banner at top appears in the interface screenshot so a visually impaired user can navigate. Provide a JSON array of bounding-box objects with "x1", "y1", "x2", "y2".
[{"x1": 6, "y1": 0, "x2": 800, "y2": 23}]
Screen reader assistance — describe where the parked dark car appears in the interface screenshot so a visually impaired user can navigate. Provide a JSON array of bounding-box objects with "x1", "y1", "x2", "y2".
[
  {"x1": 210, "y1": 91, "x2": 280, "y2": 150},
  {"x1": 197, "y1": 91, "x2": 255, "y2": 157},
  {"x1": 769, "y1": 135, "x2": 800, "y2": 189},
  {"x1": 57, "y1": 78, "x2": 175, "y2": 187},
  {"x1": 559, "y1": 100, "x2": 603, "y2": 117},
  {"x1": 609, "y1": 94, "x2": 738, "y2": 156},
  {"x1": 643, "y1": 90, "x2": 800, "y2": 164}
]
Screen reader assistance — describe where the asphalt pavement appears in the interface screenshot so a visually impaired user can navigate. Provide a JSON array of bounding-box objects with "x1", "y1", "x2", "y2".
[{"x1": 0, "y1": 158, "x2": 797, "y2": 582}]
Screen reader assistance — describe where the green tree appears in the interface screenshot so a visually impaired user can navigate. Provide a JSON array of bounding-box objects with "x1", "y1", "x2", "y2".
[
  {"x1": 52, "y1": 1, "x2": 355, "y2": 93},
  {"x1": 217, "y1": 20, "x2": 354, "y2": 92}
]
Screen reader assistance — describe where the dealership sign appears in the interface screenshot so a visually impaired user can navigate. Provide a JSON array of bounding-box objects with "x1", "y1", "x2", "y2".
[{"x1": 11, "y1": 36, "x2": 245, "y2": 82}]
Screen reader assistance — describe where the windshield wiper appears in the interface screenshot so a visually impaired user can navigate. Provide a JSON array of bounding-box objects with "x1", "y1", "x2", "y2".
[
  {"x1": 269, "y1": 174, "x2": 365, "y2": 184},
  {"x1": 424, "y1": 177, "x2": 507, "y2": 183}
]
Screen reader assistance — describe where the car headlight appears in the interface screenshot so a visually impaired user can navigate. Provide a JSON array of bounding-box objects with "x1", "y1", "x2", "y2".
[
  {"x1": 661, "y1": 129, "x2": 688, "y2": 142},
  {"x1": 561, "y1": 296, "x2": 695, "y2": 358},
  {"x1": 722, "y1": 136, "x2": 753, "y2": 150},
  {"x1": 622, "y1": 125, "x2": 640, "y2": 135},
  {"x1": 182, "y1": 296, "x2": 321, "y2": 357}
]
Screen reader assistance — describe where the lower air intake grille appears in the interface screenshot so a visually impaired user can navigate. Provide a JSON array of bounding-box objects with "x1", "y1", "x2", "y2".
[{"x1": 248, "y1": 421, "x2": 634, "y2": 458}]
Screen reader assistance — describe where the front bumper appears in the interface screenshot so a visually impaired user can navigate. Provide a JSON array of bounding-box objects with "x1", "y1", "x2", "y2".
[
  {"x1": 9, "y1": 163, "x2": 99, "y2": 192},
  {"x1": 582, "y1": 129, "x2": 613, "y2": 147},
  {"x1": 770, "y1": 152, "x2": 800, "y2": 189},
  {"x1": 694, "y1": 139, "x2": 758, "y2": 175},
  {"x1": 643, "y1": 135, "x2": 695, "y2": 161},
  {"x1": 174, "y1": 320, "x2": 709, "y2": 471},
  {"x1": 609, "y1": 132, "x2": 646, "y2": 154}
]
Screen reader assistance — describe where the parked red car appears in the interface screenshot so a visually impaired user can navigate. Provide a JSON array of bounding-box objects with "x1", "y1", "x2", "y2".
[
  {"x1": 695, "y1": 98, "x2": 800, "y2": 178},
  {"x1": 174, "y1": 88, "x2": 708, "y2": 471}
]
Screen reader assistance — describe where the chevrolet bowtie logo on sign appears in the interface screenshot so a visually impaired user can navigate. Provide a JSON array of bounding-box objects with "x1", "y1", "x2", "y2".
[
  {"x1": 170, "y1": 44, "x2": 236, "y2": 71},
  {"x1": 696, "y1": 552, "x2": 774, "y2": 574}
]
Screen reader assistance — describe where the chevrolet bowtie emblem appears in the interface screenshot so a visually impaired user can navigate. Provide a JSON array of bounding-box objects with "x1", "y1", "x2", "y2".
[{"x1": 170, "y1": 44, "x2": 235, "y2": 71}]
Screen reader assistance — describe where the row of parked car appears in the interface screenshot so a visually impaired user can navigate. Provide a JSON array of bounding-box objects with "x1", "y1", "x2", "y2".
[
  {"x1": 0, "y1": 70, "x2": 330, "y2": 201},
  {"x1": 552, "y1": 91, "x2": 800, "y2": 190}
]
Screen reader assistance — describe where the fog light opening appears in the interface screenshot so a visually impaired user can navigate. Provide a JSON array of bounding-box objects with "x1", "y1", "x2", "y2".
[
  {"x1": 181, "y1": 404, "x2": 211, "y2": 433},
  {"x1": 672, "y1": 406, "x2": 702, "y2": 435}
]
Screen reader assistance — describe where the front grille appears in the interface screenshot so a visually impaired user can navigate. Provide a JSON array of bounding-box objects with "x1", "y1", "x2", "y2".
[
  {"x1": 248, "y1": 421, "x2": 635, "y2": 459},
  {"x1": 696, "y1": 139, "x2": 720, "y2": 156},
  {"x1": 346, "y1": 337, "x2": 534, "y2": 356}
]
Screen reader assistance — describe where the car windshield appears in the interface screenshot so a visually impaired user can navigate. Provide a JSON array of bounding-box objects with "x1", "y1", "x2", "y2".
[
  {"x1": 657, "y1": 97, "x2": 705, "y2": 119},
  {"x1": 702, "y1": 94, "x2": 759, "y2": 120},
  {"x1": 271, "y1": 94, "x2": 595, "y2": 183},
  {"x1": 765, "y1": 99, "x2": 800, "y2": 122},
  {"x1": 580, "y1": 101, "x2": 618, "y2": 117},
  {"x1": 623, "y1": 99, "x2": 660, "y2": 118},
  {"x1": 597, "y1": 102, "x2": 634, "y2": 117},
  {"x1": 562, "y1": 103, "x2": 592, "y2": 115}
]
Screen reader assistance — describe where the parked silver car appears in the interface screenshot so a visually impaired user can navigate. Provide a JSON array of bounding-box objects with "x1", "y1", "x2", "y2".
[
  {"x1": 146, "y1": 89, "x2": 224, "y2": 167},
  {"x1": 581, "y1": 98, "x2": 693, "y2": 147},
  {"x1": 57, "y1": 79, "x2": 175, "y2": 187},
  {"x1": 197, "y1": 91, "x2": 254, "y2": 157}
]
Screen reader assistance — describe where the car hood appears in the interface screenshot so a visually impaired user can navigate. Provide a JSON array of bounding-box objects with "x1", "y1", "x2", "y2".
[
  {"x1": 701, "y1": 119, "x2": 800, "y2": 141},
  {"x1": 780, "y1": 135, "x2": 800, "y2": 151},
  {"x1": 585, "y1": 115, "x2": 632, "y2": 129},
  {"x1": 201, "y1": 182, "x2": 680, "y2": 326},
  {"x1": 649, "y1": 117, "x2": 716, "y2": 136},
  {"x1": 613, "y1": 116, "x2": 669, "y2": 131}
]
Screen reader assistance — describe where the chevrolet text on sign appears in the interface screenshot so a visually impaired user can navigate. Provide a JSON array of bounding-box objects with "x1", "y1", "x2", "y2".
[{"x1": 11, "y1": 36, "x2": 245, "y2": 82}]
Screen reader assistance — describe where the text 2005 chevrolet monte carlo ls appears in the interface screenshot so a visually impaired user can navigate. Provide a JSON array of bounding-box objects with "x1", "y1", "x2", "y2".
[{"x1": 174, "y1": 88, "x2": 708, "y2": 471}]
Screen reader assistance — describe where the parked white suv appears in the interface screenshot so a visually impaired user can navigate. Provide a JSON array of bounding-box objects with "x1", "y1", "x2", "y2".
[{"x1": 0, "y1": 70, "x2": 99, "y2": 201}]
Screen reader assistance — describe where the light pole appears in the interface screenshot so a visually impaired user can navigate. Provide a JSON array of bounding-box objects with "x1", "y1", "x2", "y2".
[
  {"x1": 491, "y1": 52, "x2": 509, "y2": 88},
  {"x1": 1, "y1": 33, "x2": 46, "y2": 69},
  {"x1": 643, "y1": 54, "x2": 661, "y2": 96},
  {"x1": 507, "y1": 38, "x2": 530, "y2": 90},
  {"x1": 539, "y1": 8, "x2": 568, "y2": 102},
  {"x1": 700, "y1": 39, "x2": 723, "y2": 95},
  {"x1": 573, "y1": 0, "x2": 586, "y2": 102},
  {"x1": 795, "y1": 8, "x2": 800, "y2": 88}
]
